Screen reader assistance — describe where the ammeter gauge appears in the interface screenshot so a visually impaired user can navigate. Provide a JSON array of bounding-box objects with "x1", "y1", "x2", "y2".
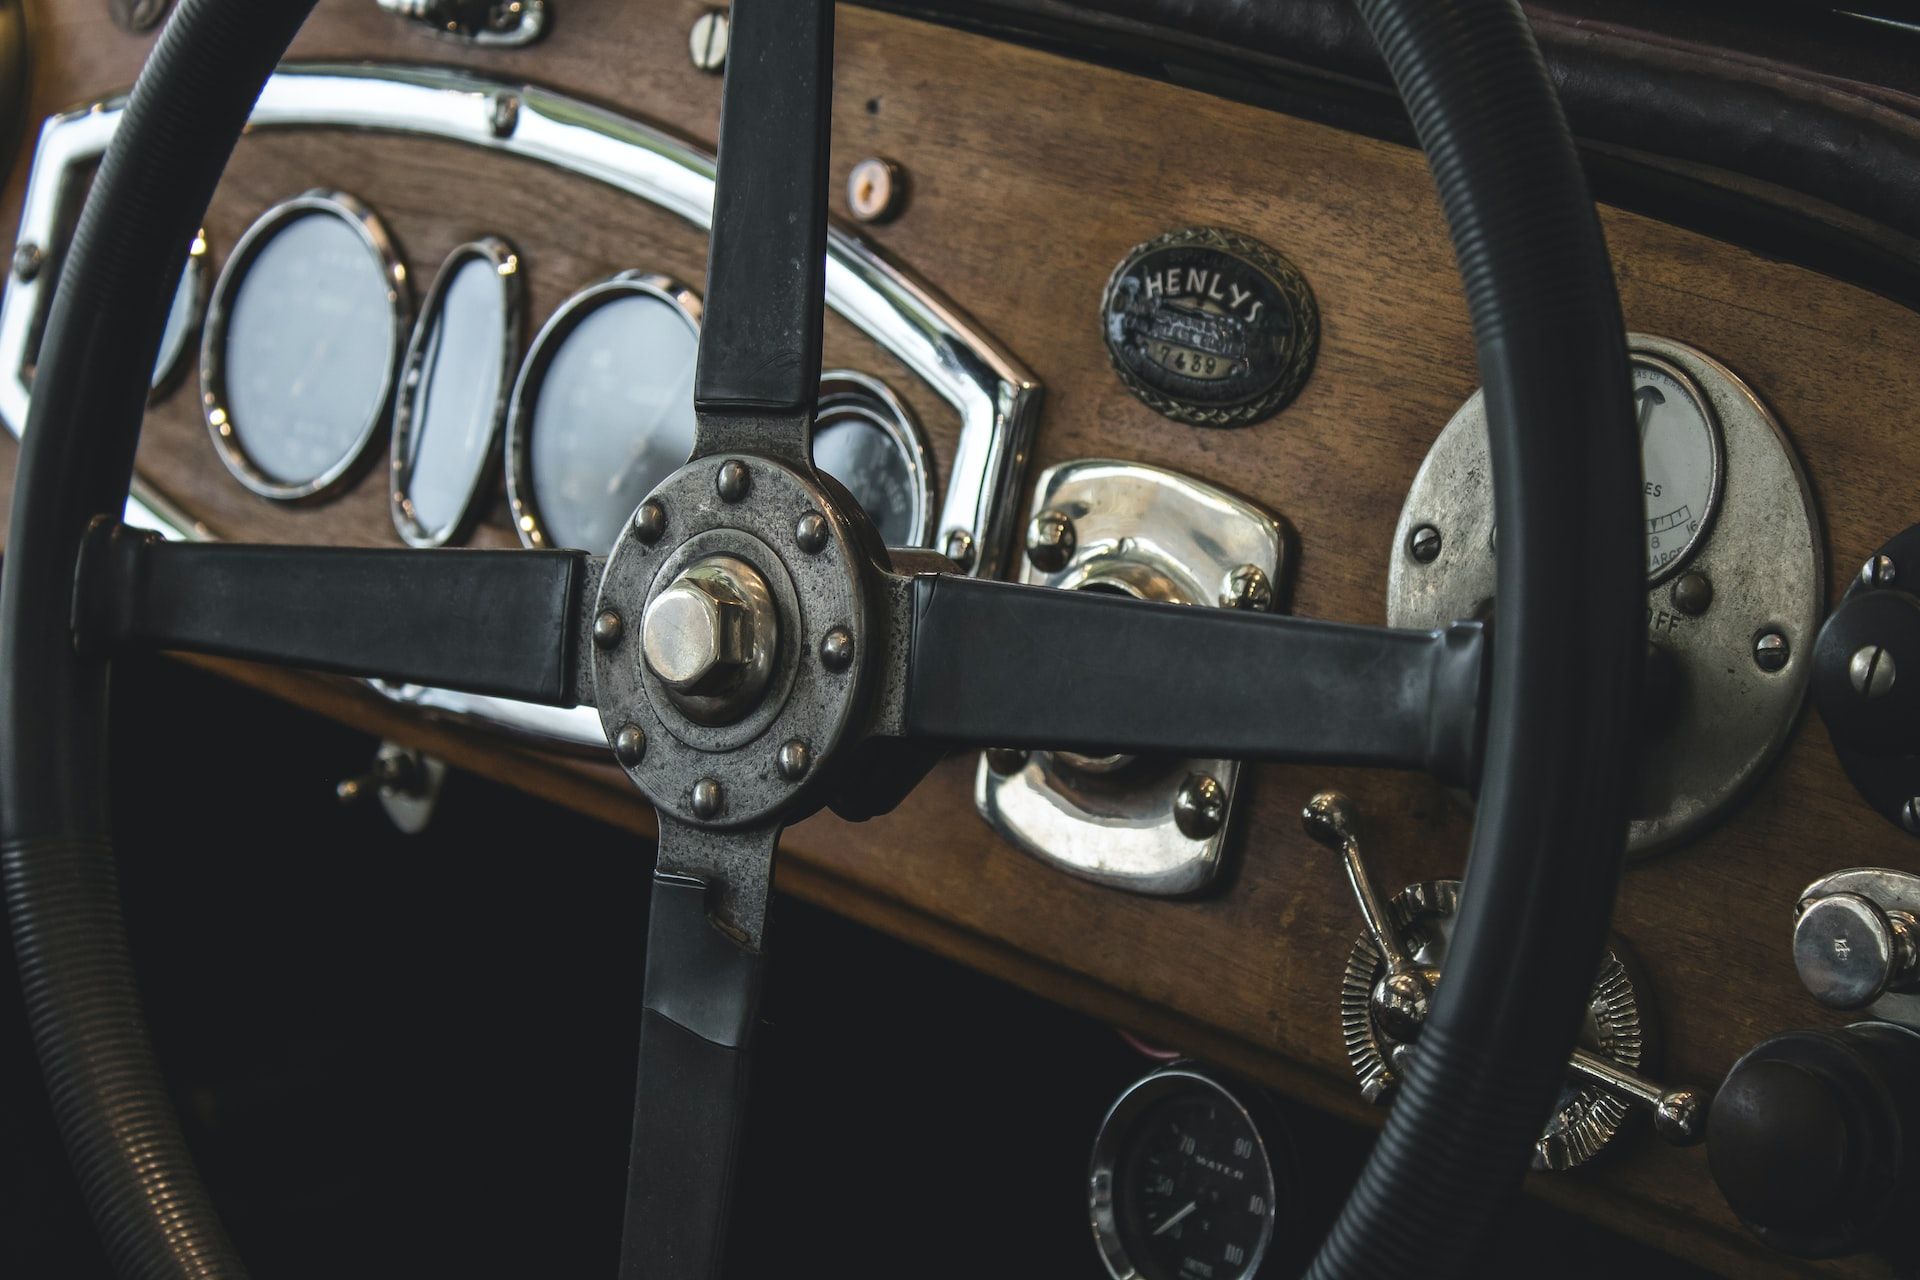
[
  {"x1": 1090, "y1": 1065, "x2": 1287, "y2": 1280},
  {"x1": 1635, "y1": 353, "x2": 1722, "y2": 583}
]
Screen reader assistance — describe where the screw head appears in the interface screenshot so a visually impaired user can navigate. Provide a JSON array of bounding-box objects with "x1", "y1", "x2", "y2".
[
  {"x1": 1754, "y1": 630, "x2": 1791, "y2": 672},
  {"x1": 488, "y1": 91, "x2": 520, "y2": 139},
  {"x1": 776, "y1": 739, "x2": 812, "y2": 782},
  {"x1": 1408, "y1": 524, "x2": 1442, "y2": 564},
  {"x1": 795, "y1": 510, "x2": 829, "y2": 554},
  {"x1": 942, "y1": 530, "x2": 976, "y2": 571},
  {"x1": 690, "y1": 777, "x2": 724, "y2": 820},
  {"x1": 592, "y1": 609, "x2": 624, "y2": 649},
  {"x1": 688, "y1": 8, "x2": 729, "y2": 72},
  {"x1": 1904, "y1": 798, "x2": 1920, "y2": 835},
  {"x1": 847, "y1": 157, "x2": 905, "y2": 224},
  {"x1": 1026, "y1": 509, "x2": 1076, "y2": 573},
  {"x1": 613, "y1": 724, "x2": 647, "y2": 767},
  {"x1": 11, "y1": 241, "x2": 43, "y2": 282},
  {"x1": 1670, "y1": 571, "x2": 1713, "y2": 617},
  {"x1": 1174, "y1": 773, "x2": 1227, "y2": 840},
  {"x1": 1863, "y1": 554, "x2": 1899, "y2": 589},
  {"x1": 819, "y1": 626, "x2": 854, "y2": 672},
  {"x1": 1222, "y1": 564, "x2": 1273, "y2": 611},
  {"x1": 716, "y1": 459, "x2": 751, "y2": 503},
  {"x1": 633, "y1": 499, "x2": 666, "y2": 544},
  {"x1": 985, "y1": 747, "x2": 1028, "y2": 776},
  {"x1": 1849, "y1": 645, "x2": 1898, "y2": 699}
]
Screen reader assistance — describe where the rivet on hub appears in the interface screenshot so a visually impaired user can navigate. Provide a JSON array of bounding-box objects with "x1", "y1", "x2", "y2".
[
  {"x1": 633, "y1": 499, "x2": 666, "y2": 545},
  {"x1": 820, "y1": 626, "x2": 855, "y2": 672},
  {"x1": 592, "y1": 610, "x2": 624, "y2": 649},
  {"x1": 614, "y1": 724, "x2": 647, "y2": 767},
  {"x1": 1174, "y1": 773, "x2": 1227, "y2": 840},
  {"x1": 716, "y1": 459, "x2": 751, "y2": 503},
  {"x1": 777, "y1": 740, "x2": 812, "y2": 782},
  {"x1": 691, "y1": 777, "x2": 724, "y2": 819},
  {"x1": 795, "y1": 510, "x2": 829, "y2": 554}
]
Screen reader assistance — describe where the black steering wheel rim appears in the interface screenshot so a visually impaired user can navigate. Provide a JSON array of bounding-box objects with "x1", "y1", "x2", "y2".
[{"x1": 0, "y1": 2, "x2": 1642, "y2": 1278}]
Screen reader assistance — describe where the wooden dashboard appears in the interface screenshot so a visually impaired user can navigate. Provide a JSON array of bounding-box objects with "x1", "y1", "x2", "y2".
[{"x1": 4, "y1": 1, "x2": 1916, "y2": 1274}]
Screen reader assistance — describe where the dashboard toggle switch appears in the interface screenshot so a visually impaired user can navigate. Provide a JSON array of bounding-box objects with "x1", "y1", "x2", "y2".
[{"x1": 1304, "y1": 789, "x2": 1706, "y2": 1167}]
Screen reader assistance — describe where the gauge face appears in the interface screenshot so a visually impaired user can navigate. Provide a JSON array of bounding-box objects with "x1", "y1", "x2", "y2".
[
  {"x1": 392, "y1": 240, "x2": 520, "y2": 545},
  {"x1": 510, "y1": 276, "x2": 699, "y2": 553},
  {"x1": 1635, "y1": 354, "x2": 1722, "y2": 582},
  {"x1": 814, "y1": 371, "x2": 932, "y2": 547},
  {"x1": 1092, "y1": 1069, "x2": 1279, "y2": 1280},
  {"x1": 204, "y1": 191, "x2": 407, "y2": 501}
]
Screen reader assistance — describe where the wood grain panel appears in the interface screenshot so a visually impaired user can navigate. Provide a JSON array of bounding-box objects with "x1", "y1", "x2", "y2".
[{"x1": 5, "y1": 1, "x2": 1917, "y2": 1274}]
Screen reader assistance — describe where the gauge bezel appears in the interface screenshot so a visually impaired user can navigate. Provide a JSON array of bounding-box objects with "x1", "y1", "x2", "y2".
[
  {"x1": 814, "y1": 367, "x2": 936, "y2": 547},
  {"x1": 390, "y1": 236, "x2": 524, "y2": 548},
  {"x1": 1089, "y1": 1064, "x2": 1279, "y2": 1280},
  {"x1": 149, "y1": 226, "x2": 208, "y2": 402},
  {"x1": 1634, "y1": 348, "x2": 1724, "y2": 586},
  {"x1": 504, "y1": 270, "x2": 703, "y2": 550},
  {"x1": 200, "y1": 188, "x2": 412, "y2": 503}
]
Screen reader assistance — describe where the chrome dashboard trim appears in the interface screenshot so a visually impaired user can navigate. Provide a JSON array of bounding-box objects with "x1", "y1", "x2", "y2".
[{"x1": 1, "y1": 62, "x2": 1042, "y2": 750}]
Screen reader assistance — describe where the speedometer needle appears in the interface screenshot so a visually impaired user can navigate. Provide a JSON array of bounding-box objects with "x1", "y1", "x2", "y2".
[{"x1": 1152, "y1": 1201, "x2": 1198, "y2": 1237}]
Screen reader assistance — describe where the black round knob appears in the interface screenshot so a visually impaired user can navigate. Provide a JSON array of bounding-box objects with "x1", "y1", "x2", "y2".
[
  {"x1": 1708, "y1": 1023, "x2": 1920, "y2": 1257},
  {"x1": 1812, "y1": 589, "x2": 1920, "y2": 755}
]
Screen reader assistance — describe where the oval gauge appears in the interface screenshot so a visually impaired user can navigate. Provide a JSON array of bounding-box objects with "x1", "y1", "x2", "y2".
[
  {"x1": 149, "y1": 228, "x2": 208, "y2": 400},
  {"x1": 202, "y1": 189, "x2": 411, "y2": 502},
  {"x1": 1635, "y1": 352, "x2": 1723, "y2": 583},
  {"x1": 1090, "y1": 1065, "x2": 1287, "y2": 1280},
  {"x1": 391, "y1": 238, "x2": 523, "y2": 547},
  {"x1": 507, "y1": 272, "x2": 702, "y2": 553},
  {"x1": 814, "y1": 370, "x2": 934, "y2": 547}
]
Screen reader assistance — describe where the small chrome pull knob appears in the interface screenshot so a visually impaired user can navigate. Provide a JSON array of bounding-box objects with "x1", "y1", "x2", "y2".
[
  {"x1": 1793, "y1": 891, "x2": 1920, "y2": 1010},
  {"x1": 1566, "y1": 1046, "x2": 1706, "y2": 1145}
]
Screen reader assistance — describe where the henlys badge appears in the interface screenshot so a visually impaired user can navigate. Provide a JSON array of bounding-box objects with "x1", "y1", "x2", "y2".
[{"x1": 1101, "y1": 226, "x2": 1319, "y2": 427}]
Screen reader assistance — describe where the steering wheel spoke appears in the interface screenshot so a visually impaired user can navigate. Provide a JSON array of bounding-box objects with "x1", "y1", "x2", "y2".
[
  {"x1": 70, "y1": 522, "x2": 600, "y2": 707},
  {"x1": 896, "y1": 573, "x2": 1490, "y2": 788}
]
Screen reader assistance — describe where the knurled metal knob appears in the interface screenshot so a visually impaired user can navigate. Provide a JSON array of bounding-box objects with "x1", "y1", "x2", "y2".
[
  {"x1": 641, "y1": 555, "x2": 778, "y2": 725},
  {"x1": 1793, "y1": 891, "x2": 1920, "y2": 1010}
]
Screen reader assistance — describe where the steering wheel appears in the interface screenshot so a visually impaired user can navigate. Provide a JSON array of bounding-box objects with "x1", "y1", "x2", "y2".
[{"x1": 0, "y1": 0, "x2": 1640, "y2": 1276}]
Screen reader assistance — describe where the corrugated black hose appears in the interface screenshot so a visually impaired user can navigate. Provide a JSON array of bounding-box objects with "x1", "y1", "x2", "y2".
[{"x1": 0, "y1": 1, "x2": 1638, "y2": 1278}]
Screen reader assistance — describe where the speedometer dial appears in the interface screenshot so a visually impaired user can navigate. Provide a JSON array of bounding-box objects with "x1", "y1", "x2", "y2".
[{"x1": 1636, "y1": 353, "x2": 1722, "y2": 583}]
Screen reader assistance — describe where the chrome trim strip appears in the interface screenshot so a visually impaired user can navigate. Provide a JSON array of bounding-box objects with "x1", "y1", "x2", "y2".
[{"x1": 2, "y1": 62, "x2": 1042, "y2": 750}]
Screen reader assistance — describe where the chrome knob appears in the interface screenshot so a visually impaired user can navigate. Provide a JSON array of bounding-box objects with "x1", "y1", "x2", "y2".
[
  {"x1": 1794, "y1": 891, "x2": 1920, "y2": 1010},
  {"x1": 641, "y1": 555, "x2": 778, "y2": 724},
  {"x1": 1302, "y1": 791, "x2": 1433, "y2": 1046},
  {"x1": 1566, "y1": 1046, "x2": 1706, "y2": 1145}
]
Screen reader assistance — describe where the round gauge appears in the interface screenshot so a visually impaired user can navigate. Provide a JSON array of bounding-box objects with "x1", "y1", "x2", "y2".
[
  {"x1": 814, "y1": 370, "x2": 934, "y2": 547},
  {"x1": 202, "y1": 189, "x2": 410, "y2": 502},
  {"x1": 149, "y1": 228, "x2": 207, "y2": 399},
  {"x1": 507, "y1": 272, "x2": 702, "y2": 553},
  {"x1": 1636, "y1": 352, "x2": 1723, "y2": 583},
  {"x1": 391, "y1": 238, "x2": 523, "y2": 547},
  {"x1": 1090, "y1": 1066, "x2": 1283, "y2": 1280}
]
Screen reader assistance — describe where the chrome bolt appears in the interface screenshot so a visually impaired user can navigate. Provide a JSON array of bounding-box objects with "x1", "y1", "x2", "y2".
[
  {"x1": 1903, "y1": 798, "x2": 1920, "y2": 835},
  {"x1": 1026, "y1": 509, "x2": 1076, "y2": 572},
  {"x1": 795, "y1": 510, "x2": 829, "y2": 554},
  {"x1": 1222, "y1": 564, "x2": 1273, "y2": 612},
  {"x1": 1753, "y1": 630, "x2": 1791, "y2": 672},
  {"x1": 776, "y1": 739, "x2": 812, "y2": 782},
  {"x1": 11, "y1": 241, "x2": 44, "y2": 282},
  {"x1": 488, "y1": 91, "x2": 520, "y2": 139},
  {"x1": 691, "y1": 777, "x2": 724, "y2": 819},
  {"x1": 633, "y1": 499, "x2": 666, "y2": 544},
  {"x1": 1174, "y1": 773, "x2": 1227, "y2": 840},
  {"x1": 819, "y1": 626, "x2": 854, "y2": 672},
  {"x1": 1670, "y1": 571, "x2": 1713, "y2": 617},
  {"x1": 688, "y1": 8, "x2": 729, "y2": 72},
  {"x1": 1863, "y1": 554, "x2": 1899, "y2": 589},
  {"x1": 716, "y1": 459, "x2": 751, "y2": 503},
  {"x1": 613, "y1": 724, "x2": 647, "y2": 767},
  {"x1": 985, "y1": 747, "x2": 1028, "y2": 776},
  {"x1": 846, "y1": 157, "x2": 905, "y2": 224},
  {"x1": 642, "y1": 557, "x2": 775, "y2": 701},
  {"x1": 1408, "y1": 524, "x2": 1442, "y2": 564},
  {"x1": 942, "y1": 530, "x2": 976, "y2": 571},
  {"x1": 1850, "y1": 645, "x2": 1898, "y2": 699},
  {"x1": 592, "y1": 609, "x2": 624, "y2": 649}
]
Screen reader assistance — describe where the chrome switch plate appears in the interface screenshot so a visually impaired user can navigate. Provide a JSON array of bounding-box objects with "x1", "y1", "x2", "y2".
[{"x1": 975, "y1": 458, "x2": 1290, "y2": 895}]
